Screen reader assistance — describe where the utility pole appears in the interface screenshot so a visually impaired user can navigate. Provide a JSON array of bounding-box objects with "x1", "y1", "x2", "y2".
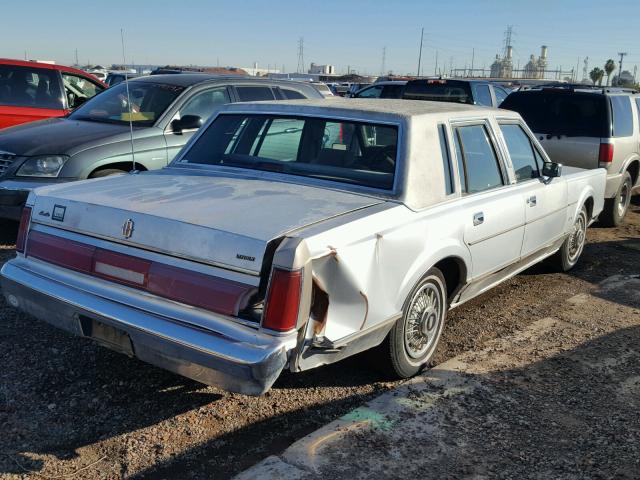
[
  {"x1": 75, "y1": 48, "x2": 79, "y2": 66},
  {"x1": 434, "y1": 50, "x2": 439, "y2": 76},
  {"x1": 297, "y1": 37, "x2": 305, "y2": 73},
  {"x1": 470, "y1": 48, "x2": 475, "y2": 77},
  {"x1": 575, "y1": 57, "x2": 580, "y2": 82},
  {"x1": 417, "y1": 27, "x2": 424, "y2": 77},
  {"x1": 617, "y1": 52, "x2": 628, "y2": 85},
  {"x1": 449, "y1": 57, "x2": 453, "y2": 77},
  {"x1": 380, "y1": 46, "x2": 386, "y2": 76},
  {"x1": 582, "y1": 57, "x2": 589, "y2": 83}
]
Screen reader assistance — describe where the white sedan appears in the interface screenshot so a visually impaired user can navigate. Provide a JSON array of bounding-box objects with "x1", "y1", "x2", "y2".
[{"x1": 1, "y1": 99, "x2": 606, "y2": 394}]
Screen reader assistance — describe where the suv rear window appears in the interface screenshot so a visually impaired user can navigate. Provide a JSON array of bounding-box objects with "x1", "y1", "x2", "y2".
[
  {"x1": 501, "y1": 91, "x2": 609, "y2": 137},
  {"x1": 403, "y1": 80, "x2": 472, "y2": 104},
  {"x1": 0, "y1": 65, "x2": 63, "y2": 109},
  {"x1": 180, "y1": 114, "x2": 398, "y2": 190}
]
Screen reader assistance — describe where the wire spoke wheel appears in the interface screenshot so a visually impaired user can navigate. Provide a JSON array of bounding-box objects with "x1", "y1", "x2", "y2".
[
  {"x1": 567, "y1": 210, "x2": 587, "y2": 263},
  {"x1": 404, "y1": 282, "x2": 443, "y2": 360}
]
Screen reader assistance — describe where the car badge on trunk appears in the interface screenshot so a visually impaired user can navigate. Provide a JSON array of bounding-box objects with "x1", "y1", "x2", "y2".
[{"x1": 122, "y1": 219, "x2": 135, "y2": 239}]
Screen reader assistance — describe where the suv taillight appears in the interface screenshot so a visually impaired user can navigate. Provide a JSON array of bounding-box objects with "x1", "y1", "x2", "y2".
[
  {"x1": 16, "y1": 206, "x2": 32, "y2": 253},
  {"x1": 599, "y1": 143, "x2": 614, "y2": 164},
  {"x1": 262, "y1": 268, "x2": 302, "y2": 332}
]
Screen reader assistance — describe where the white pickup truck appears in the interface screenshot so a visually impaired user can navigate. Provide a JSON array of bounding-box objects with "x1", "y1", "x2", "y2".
[{"x1": 1, "y1": 99, "x2": 606, "y2": 395}]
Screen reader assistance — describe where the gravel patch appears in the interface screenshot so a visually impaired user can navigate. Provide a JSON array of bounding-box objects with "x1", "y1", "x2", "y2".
[{"x1": 0, "y1": 199, "x2": 639, "y2": 479}]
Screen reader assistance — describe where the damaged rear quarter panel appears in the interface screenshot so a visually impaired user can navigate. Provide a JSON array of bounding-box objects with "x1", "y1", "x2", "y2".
[{"x1": 304, "y1": 202, "x2": 471, "y2": 342}]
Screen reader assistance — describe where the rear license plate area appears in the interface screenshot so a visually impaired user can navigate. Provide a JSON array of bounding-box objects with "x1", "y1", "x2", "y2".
[{"x1": 78, "y1": 315, "x2": 134, "y2": 356}]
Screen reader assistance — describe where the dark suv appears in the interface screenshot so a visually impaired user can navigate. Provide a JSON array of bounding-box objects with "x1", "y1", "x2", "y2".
[
  {"x1": 402, "y1": 79, "x2": 510, "y2": 107},
  {"x1": 501, "y1": 85, "x2": 640, "y2": 225}
]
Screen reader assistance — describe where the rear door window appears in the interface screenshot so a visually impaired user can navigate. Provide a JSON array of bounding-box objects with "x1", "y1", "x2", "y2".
[
  {"x1": 473, "y1": 84, "x2": 493, "y2": 106},
  {"x1": 454, "y1": 124, "x2": 504, "y2": 194},
  {"x1": 180, "y1": 87, "x2": 230, "y2": 121},
  {"x1": 0, "y1": 64, "x2": 63, "y2": 109},
  {"x1": 610, "y1": 95, "x2": 633, "y2": 137},
  {"x1": 380, "y1": 84, "x2": 405, "y2": 99},
  {"x1": 493, "y1": 86, "x2": 509, "y2": 105},
  {"x1": 499, "y1": 123, "x2": 541, "y2": 182},
  {"x1": 235, "y1": 86, "x2": 276, "y2": 102},
  {"x1": 280, "y1": 89, "x2": 306, "y2": 100}
]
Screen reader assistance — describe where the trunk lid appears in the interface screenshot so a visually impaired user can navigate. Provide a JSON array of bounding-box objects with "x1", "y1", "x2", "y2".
[{"x1": 30, "y1": 171, "x2": 384, "y2": 273}]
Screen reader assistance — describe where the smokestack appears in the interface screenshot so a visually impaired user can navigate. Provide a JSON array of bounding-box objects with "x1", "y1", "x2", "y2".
[
  {"x1": 506, "y1": 46, "x2": 513, "y2": 60},
  {"x1": 540, "y1": 45, "x2": 548, "y2": 59}
]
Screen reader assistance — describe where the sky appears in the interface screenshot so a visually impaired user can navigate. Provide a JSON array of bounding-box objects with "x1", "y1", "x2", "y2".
[{"x1": 2, "y1": 0, "x2": 639, "y2": 78}]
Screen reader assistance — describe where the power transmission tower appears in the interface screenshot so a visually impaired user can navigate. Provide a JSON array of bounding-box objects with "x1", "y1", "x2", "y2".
[
  {"x1": 75, "y1": 48, "x2": 79, "y2": 66},
  {"x1": 617, "y1": 52, "x2": 628, "y2": 85},
  {"x1": 380, "y1": 46, "x2": 386, "y2": 76},
  {"x1": 503, "y1": 25, "x2": 513, "y2": 57},
  {"x1": 434, "y1": 50, "x2": 439, "y2": 76},
  {"x1": 582, "y1": 57, "x2": 589, "y2": 83},
  {"x1": 297, "y1": 37, "x2": 305, "y2": 73}
]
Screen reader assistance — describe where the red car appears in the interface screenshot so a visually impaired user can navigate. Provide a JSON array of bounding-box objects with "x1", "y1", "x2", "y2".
[{"x1": 0, "y1": 59, "x2": 107, "y2": 129}]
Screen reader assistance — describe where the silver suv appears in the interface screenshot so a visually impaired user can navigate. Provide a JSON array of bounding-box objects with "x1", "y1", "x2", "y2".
[{"x1": 501, "y1": 86, "x2": 640, "y2": 226}]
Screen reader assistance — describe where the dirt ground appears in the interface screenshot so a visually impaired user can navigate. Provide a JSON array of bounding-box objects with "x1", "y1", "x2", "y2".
[{"x1": 1, "y1": 197, "x2": 639, "y2": 480}]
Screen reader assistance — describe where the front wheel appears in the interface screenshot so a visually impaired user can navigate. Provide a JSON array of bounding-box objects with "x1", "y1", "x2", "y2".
[
  {"x1": 549, "y1": 205, "x2": 588, "y2": 272},
  {"x1": 380, "y1": 268, "x2": 447, "y2": 379}
]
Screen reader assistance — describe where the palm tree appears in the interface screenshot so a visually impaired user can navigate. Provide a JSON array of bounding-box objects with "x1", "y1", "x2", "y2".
[
  {"x1": 604, "y1": 59, "x2": 616, "y2": 86},
  {"x1": 589, "y1": 67, "x2": 604, "y2": 86}
]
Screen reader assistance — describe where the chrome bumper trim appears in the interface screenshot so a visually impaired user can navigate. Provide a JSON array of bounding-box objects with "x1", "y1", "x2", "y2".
[{"x1": 1, "y1": 260, "x2": 290, "y2": 395}]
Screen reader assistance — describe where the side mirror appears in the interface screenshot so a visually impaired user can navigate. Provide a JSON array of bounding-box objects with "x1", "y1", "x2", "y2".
[
  {"x1": 171, "y1": 115, "x2": 203, "y2": 134},
  {"x1": 542, "y1": 161, "x2": 562, "y2": 178}
]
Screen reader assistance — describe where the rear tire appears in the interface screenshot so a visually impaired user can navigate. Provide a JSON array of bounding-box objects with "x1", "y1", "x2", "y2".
[
  {"x1": 600, "y1": 172, "x2": 632, "y2": 227},
  {"x1": 379, "y1": 268, "x2": 447, "y2": 379},
  {"x1": 549, "y1": 205, "x2": 588, "y2": 272},
  {"x1": 89, "y1": 168, "x2": 127, "y2": 179}
]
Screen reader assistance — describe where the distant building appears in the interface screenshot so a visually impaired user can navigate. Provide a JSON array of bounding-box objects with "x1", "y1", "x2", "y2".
[
  {"x1": 490, "y1": 45, "x2": 513, "y2": 78},
  {"x1": 309, "y1": 63, "x2": 335, "y2": 75},
  {"x1": 242, "y1": 63, "x2": 280, "y2": 76},
  {"x1": 613, "y1": 70, "x2": 635, "y2": 86},
  {"x1": 522, "y1": 46, "x2": 548, "y2": 79}
]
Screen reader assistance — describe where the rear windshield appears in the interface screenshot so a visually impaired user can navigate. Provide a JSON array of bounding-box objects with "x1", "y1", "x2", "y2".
[
  {"x1": 178, "y1": 114, "x2": 398, "y2": 190},
  {"x1": 501, "y1": 91, "x2": 610, "y2": 137},
  {"x1": 403, "y1": 80, "x2": 473, "y2": 104},
  {"x1": 0, "y1": 64, "x2": 63, "y2": 109}
]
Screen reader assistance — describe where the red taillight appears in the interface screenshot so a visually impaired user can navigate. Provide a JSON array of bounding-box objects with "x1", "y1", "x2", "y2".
[
  {"x1": 262, "y1": 268, "x2": 302, "y2": 332},
  {"x1": 24, "y1": 231, "x2": 256, "y2": 317},
  {"x1": 15, "y1": 206, "x2": 32, "y2": 253},
  {"x1": 599, "y1": 143, "x2": 614, "y2": 164},
  {"x1": 147, "y1": 263, "x2": 254, "y2": 316}
]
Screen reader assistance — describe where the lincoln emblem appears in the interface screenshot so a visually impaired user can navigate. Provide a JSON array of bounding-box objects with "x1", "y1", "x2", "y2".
[{"x1": 121, "y1": 219, "x2": 135, "y2": 239}]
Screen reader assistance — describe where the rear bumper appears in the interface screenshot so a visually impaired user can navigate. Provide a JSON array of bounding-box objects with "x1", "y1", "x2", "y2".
[{"x1": 1, "y1": 259, "x2": 291, "y2": 395}]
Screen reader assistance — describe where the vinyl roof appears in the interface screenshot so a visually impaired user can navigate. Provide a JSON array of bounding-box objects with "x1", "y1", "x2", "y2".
[{"x1": 222, "y1": 98, "x2": 507, "y2": 119}]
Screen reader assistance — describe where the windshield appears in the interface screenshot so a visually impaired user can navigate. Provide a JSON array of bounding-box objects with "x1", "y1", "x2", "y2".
[
  {"x1": 500, "y1": 91, "x2": 610, "y2": 137},
  {"x1": 403, "y1": 80, "x2": 473, "y2": 104},
  {"x1": 69, "y1": 82, "x2": 184, "y2": 126},
  {"x1": 178, "y1": 114, "x2": 398, "y2": 190}
]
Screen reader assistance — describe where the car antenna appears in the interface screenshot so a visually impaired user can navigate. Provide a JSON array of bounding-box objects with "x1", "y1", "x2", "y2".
[{"x1": 120, "y1": 28, "x2": 136, "y2": 173}]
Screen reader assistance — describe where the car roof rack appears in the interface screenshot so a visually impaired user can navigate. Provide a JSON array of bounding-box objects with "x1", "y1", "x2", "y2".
[{"x1": 533, "y1": 83, "x2": 639, "y2": 94}]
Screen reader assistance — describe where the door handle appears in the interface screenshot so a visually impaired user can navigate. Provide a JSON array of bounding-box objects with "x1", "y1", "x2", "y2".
[
  {"x1": 526, "y1": 195, "x2": 537, "y2": 206},
  {"x1": 473, "y1": 212, "x2": 484, "y2": 226}
]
